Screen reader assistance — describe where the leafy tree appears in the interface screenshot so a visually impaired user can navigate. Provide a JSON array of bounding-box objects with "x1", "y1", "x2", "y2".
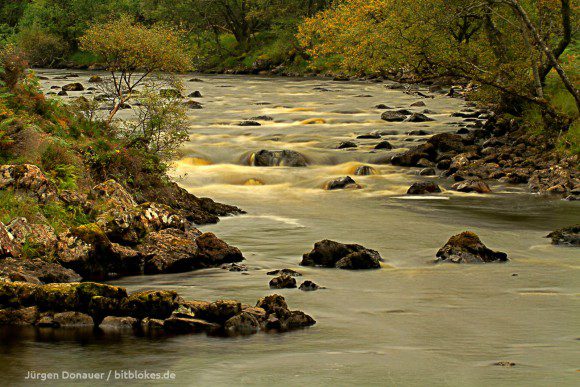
[{"x1": 79, "y1": 16, "x2": 192, "y2": 123}]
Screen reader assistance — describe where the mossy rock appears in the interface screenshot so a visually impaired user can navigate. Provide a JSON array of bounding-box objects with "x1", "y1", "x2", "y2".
[
  {"x1": 121, "y1": 290, "x2": 183, "y2": 320},
  {"x1": 36, "y1": 282, "x2": 127, "y2": 312},
  {"x1": 0, "y1": 281, "x2": 40, "y2": 308},
  {"x1": 71, "y1": 223, "x2": 110, "y2": 246}
]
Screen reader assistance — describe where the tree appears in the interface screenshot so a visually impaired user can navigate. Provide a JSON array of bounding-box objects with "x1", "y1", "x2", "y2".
[
  {"x1": 298, "y1": 0, "x2": 578, "y2": 121},
  {"x1": 79, "y1": 16, "x2": 192, "y2": 124}
]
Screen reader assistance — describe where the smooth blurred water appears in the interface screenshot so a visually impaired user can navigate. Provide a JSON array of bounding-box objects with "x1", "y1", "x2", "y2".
[{"x1": 1, "y1": 71, "x2": 578, "y2": 386}]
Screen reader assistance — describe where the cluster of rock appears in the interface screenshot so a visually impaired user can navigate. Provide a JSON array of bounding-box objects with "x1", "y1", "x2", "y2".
[
  {"x1": 0, "y1": 282, "x2": 315, "y2": 336},
  {"x1": 301, "y1": 240, "x2": 383, "y2": 269},
  {"x1": 546, "y1": 225, "x2": 579, "y2": 247},
  {"x1": 267, "y1": 269, "x2": 323, "y2": 291},
  {"x1": 389, "y1": 113, "x2": 579, "y2": 197},
  {"x1": 0, "y1": 164, "x2": 244, "y2": 284}
]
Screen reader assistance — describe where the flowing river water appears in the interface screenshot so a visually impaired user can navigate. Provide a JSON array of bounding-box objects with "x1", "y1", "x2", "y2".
[{"x1": 1, "y1": 71, "x2": 579, "y2": 386}]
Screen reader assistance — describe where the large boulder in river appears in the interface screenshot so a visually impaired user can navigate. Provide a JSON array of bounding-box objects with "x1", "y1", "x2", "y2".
[
  {"x1": 250, "y1": 150, "x2": 308, "y2": 167},
  {"x1": 62, "y1": 83, "x2": 84, "y2": 91},
  {"x1": 404, "y1": 113, "x2": 434, "y2": 122},
  {"x1": 407, "y1": 181, "x2": 441, "y2": 195},
  {"x1": 301, "y1": 240, "x2": 383, "y2": 269},
  {"x1": 141, "y1": 230, "x2": 243, "y2": 274},
  {"x1": 324, "y1": 176, "x2": 361, "y2": 190},
  {"x1": 381, "y1": 111, "x2": 407, "y2": 122},
  {"x1": 0, "y1": 257, "x2": 81, "y2": 284},
  {"x1": 436, "y1": 231, "x2": 508, "y2": 264},
  {"x1": 269, "y1": 275, "x2": 297, "y2": 289},
  {"x1": 391, "y1": 143, "x2": 436, "y2": 167},
  {"x1": 546, "y1": 225, "x2": 579, "y2": 247}
]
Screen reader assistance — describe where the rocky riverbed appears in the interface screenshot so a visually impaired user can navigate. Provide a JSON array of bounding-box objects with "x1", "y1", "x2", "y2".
[{"x1": 0, "y1": 71, "x2": 578, "y2": 385}]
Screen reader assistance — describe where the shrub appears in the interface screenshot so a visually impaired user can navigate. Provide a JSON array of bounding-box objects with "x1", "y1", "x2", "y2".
[
  {"x1": 0, "y1": 44, "x2": 28, "y2": 89},
  {"x1": 16, "y1": 27, "x2": 68, "y2": 67}
]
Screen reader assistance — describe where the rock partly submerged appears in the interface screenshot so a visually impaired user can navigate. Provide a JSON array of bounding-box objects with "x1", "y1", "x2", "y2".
[
  {"x1": 301, "y1": 240, "x2": 383, "y2": 269},
  {"x1": 436, "y1": 231, "x2": 508, "y2": 264},
  {"x1": 546, "y1": 225, "x2": 579, "y2": 247},
  {"x1": 0, "y1": 281, "x2": 315, "y2": 337}
]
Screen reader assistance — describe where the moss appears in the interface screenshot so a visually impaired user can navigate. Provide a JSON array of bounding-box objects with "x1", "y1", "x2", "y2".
[
  {"x1": 71, "y1": 223, "x2": 108, "y2": 245},
  {"x1": 0, "y1": 281, "x2": 39, "y2": 308},
  {"x1": 121, "y1": 290, "x2": 182, "y2": 319},
  {"x1": 446, "y1": 231, "x2": 481, "y2": 249}
]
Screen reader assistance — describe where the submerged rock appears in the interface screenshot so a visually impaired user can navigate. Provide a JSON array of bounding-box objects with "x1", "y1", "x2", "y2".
[
  {"x1": 405, "y1": 113, "x2": 434, "y2": 122},
  {"x1": 546, "y1": 225, "x2": 579, "y2": 247},
  {"x1": 299, "y1": 280, "x2": 321, "y2": 291},
  {"x1": 337, "y1": 141, "x2": 357, "y2": 149},
  {"x1": 354, "y1": 166, "x2": 378, "y2": 176},
  {"x1": 269, "y1": 275, "x2": 297, "y2": 289},
  {"x1": 238, "y1": 120, "x2": 261, "y2": 126},
  {"x1": 374, "y1": 141, "x2": 393, "y2": 150},
  {"x1": 266, "y1": 268, "x2": 302, "y2": 277},
  {"x1": 62, "y1": 83, "x2": 84, "y2": 91},
  {"x1": 357, "y1": 131, "x2": 381, "y2": 139},
  {"x1": 452, "y1": 180, "x2": 492, "y2": 193},
  {"x1": 407, "y1": 181, "x2": 442, "y2": 195},
  {"x1": 324, "y1": 176, "x2": 361, "y2": 190},
  {"x1": 301, "y1": 240, "x2": 383, "y2": 269},
  {"x1": 250, "y1": 150, "x2": 308, "y2": 167},
  {"x1": 436, "y1": 231, "x2": 508, "y2": 264},
  {"x1": 381, "y1": 111, "x2": 407, "y2": 122}
]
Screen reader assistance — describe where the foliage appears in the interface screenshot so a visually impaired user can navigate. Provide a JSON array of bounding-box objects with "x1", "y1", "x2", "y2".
[
  {"x1": 79, "y1": 16, "x2": 192, "y2": 123},
  {"x1": 16, "y1": 27, "x2": 68, "y2": 67}
]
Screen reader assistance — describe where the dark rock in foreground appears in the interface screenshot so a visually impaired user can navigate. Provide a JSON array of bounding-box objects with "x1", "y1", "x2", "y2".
[
  {"x1": 250, "y1": 150, "x2": 308, "y2": 167},
  {"x1": 62, "y1": 83, "x2": 84, "y2": 91},
  {"x1": 381, "y1": 111, "x2": 407, "y2": 122},
  {"x1": 436, "y1": 231, "x2": 508, "y2": 264},
  {"x1": 546, "y1": 225, "x2": 579, "y2": 247},
  {"x1": 337, "y1": 141, "x2": 357, "y2": 149},
  {"x1": 0, "y1": 282, "x2": 315, "y2": 337},
  {"x1": 452, "y1": 180, "x2": 492, "y2": 193},
  {"x1": 301, "y1": 240, "x2": 383, "y2": 270}
]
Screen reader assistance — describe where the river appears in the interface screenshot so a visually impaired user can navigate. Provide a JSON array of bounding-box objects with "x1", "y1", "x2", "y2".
[{"x1": 1, "y1": 71, "x2": 578, "y2": 386}]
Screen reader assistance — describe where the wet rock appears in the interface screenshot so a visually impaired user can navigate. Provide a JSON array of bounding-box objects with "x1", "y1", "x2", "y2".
[
  {"x1": 299, "y1": 280, "x2": 321, "y2": 291},
  {"x1": 163, "y1": 316, "x2": 220, "y2": 334},
  {"x1": 283, "y1": 311, "x2": 316, "y2": 329},
  {"x1": 355, "y1": 166, "x2": 378, "y2": 176},
  {"x1": 269, "y1": 275, "x2": 297, "y2": 289},
  {"x1": 250, "y1": 150, "x2": 308, "y2": 167},
  {"x1": 374, "y1": 104, "x2": 392, "y2": 109},
  {"x1": 88, "y1": 76, "x2": 102, "y2": 83},
  {"x1": 185, "y1": 300, "x2": 242, "y2": 324},
  {"x1": 221, "y1": 263, "x2": 248, "y2": 272},
  {"x1": 266, "y1": 268, "x2": 302, "y2": 277},
  {"x1": 0, "y1": 306, "x2": 38, "y2": 325},
  {"x1": 493, "y1": 361, "x2": 516, "y2": 367},
  {"x1": 301, "y1": 240, "x2": 382, "y2": 269},
  {"x1": 57, "y1": 90, "x2": 68, "y2": 96},
  {"x1": 419, "y1": 168, "x2": 436, "y2": 176},
  {"x1": 188, "y1": 91, "x2": 202, "y2": 98},
  {"x1": 391, "y1": 143, "x2": 436, "y2": 167},
  {"x1": 121, "y1": 290, "x2": 182, "y2": 320},
  {"x1": 0, "y1": 164, "x2": 57, "y2": 203},
  {"x1": 428, "y1": 133, "x2": 466, "y2": 153},
  {"x1": 35, "y1": 282, "x2": 127, "y2": 315},
  {"x1": 374, "y1": 141, "x2": 393, "y2": 150},
  {"x1": 224, "y1": 312, "x2": 260, "y2": 336},
  {"x1": 184, "y1": 100, "x2": 202, "y2": 109},
  {"x1": 457, "y1": 128, "x2": 470, "y2": 135},
  {"x1": 546, "y1": 225, "x2": 579, "y2": 247},
  {"x1": 408, "y1": 130, "x2": 431, "y2": 136},
  {"x1": 195, "y1": 232, "x2": 244, "y2": 266},
  {"x1": 357, "y1": 131, "x2": 381, "y2": 139},
  {"x1": 405, "y1": 113, "x2": 434, "y2": 122},
  {"x1": 452, "y1": 180, "x2": 492, "y2": 193},
  {"x1": 140, "y1": 229, "x2": 199, "y2": 274},
  {"x1": 141, "y1": 317, "x2": 164, "y2": 330},
  {"x1": 238, "y1": 120, "x2": 261, "y2": 126},
  {"x1": 436, "y1": 231, "x2": 508, "y2": 263},
  {"x1": 337, "y1": 141, "x2": 357, "y2": 149},
  {"x1": 407, "y1": 181, "x2": 442, "y2": 195},
  {"x1": 99, "y1": 316, "x2": 138, "y2": 329},
  {"x1": 410, "y1": 101, "x2": 426, "y2": 107},
  {"x1": 53, "y1": 311, "x2": 94, "y2": 327},
  {"x1": 62, "y1": 83, "x2": 84, "y2": 91},
  {"x1": 381, "y1": 111, "x2": 407, "y2": 122},
  {"x1": 324, "y1": 176, "x2": 361, "y2": 190}
]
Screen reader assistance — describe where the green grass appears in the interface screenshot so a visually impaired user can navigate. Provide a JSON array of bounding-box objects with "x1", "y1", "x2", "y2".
[{"x1": 68, "y1": 51, "x2": 99, "y2": 67}]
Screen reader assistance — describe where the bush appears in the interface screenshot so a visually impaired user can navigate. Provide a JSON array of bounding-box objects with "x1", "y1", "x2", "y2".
[
  {"x1": 16, "y1": 27, "x2": 68, "y2": 67},
  {"x1": 0, "y1": 44, "x2": 28, "y2": 89}
]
